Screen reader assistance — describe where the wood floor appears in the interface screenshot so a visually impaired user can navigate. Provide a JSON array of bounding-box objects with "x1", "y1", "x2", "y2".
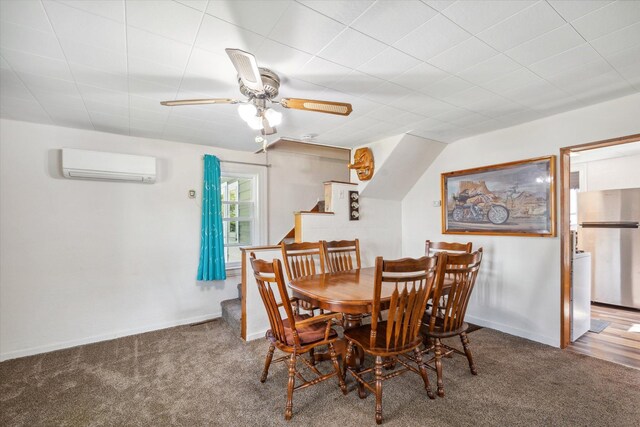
[{"x1": 567, "y1": 304, "x2": 640, "y2": 369}]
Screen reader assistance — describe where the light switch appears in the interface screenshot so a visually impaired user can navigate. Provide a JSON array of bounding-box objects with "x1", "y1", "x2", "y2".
[
  {"x1": 189, "y1": 190, "x2": 196, "y2": 199},
  {"x1": 433, "y1": 200, "x2": 441, "y2": 207}
]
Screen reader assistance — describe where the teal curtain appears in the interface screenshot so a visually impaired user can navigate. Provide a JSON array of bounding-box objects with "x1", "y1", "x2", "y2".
[{"x1": 197, "y1": 155, "x2": 226, "y2": 281}]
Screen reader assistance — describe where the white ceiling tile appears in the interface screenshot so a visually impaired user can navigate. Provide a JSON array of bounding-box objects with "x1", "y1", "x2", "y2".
[
  {"x1": 276, "y1": 76, "x2": 328, "y2": 100},
  {"x1": 0, "y1": 56, "x2": 10, "y2": 69},
  {"x1": 318, "y1": 28, "x2": 387, "y2": 69},
  {"x1": 505, "y1": 24, "x2": 584, "y2": 66},
  {"x1": 70, "y1": 63, "x2": 129, "y2": 92},
  {"x1": 43, "y1": 104, "x2": 93, "y2": 128},
  {"x1": 545, "y1": 58, "x2": 615, "y2": 89},
  {"x1": 0, "y1": 68, "x2": 36, "y2": 100},
  {"x1": 268, "y1": 2, "x2": 345, "y2": 54},
  {"x1": 0, "y1": 48, "x2": 73, "y2": 82},
  {"x1": 600, "y1": 44, "x2": 640, "y2": 70},
  {"x1": 127, "y1": 27, "x2": 192, "y2": 70},
  {"x1": 0, "y1": 96, "x2": 53, "y2": 123},
  {"x1": 590, "y1": 22, "x2": 640, "y2": 57},
  {"x1": 128, "y1": 57, "x2": 183, "y2": 89},
  {"x1": 529, "y1": 44, "x2": 603, "y2": 79},
  {"x1": 466, "y1": 94, "x2": 528, "y2": 118},
  {"x1": 79, "y1": 86, "x2": 129, "y2": 112},
  {"x1": 297, "y1": 1, "x2": 374, "y2": 25},
  {"x1": 327, "y1": 70, "x2": 385, "y2": 96},
  {"x1": 389, "y1": 93, "x2": 452, "y2": 117},
  {"x1": 357, "y1": 47, "x2": 421, "y2": 81},
  {"x1": 448, "y1": 111, "x2": 491, "y2": 127},
  {"x1": 456, "y1": 54, "x2": 520, "y2": 85},
  {"x1": 392, "y1": 61, "x2": 450, "y2": 90},
  {"x1": 126, "y1": 0, "x2": 203, "y2": 44},
  {"x1": 205, "y1": 0, "x2": 290, "y2": 36},
  {"x1": 351, "y1": 0, "x2": 438, "y2": 45},
  {"x1": 17, "y1": 72, "x2": 78, "y2": 95},
  {"x1": 195, "y1": 14, "x2": 264, "y2": 54},
  {"x1": 293, "y1": 56, "x2": 351, "y2": 88},
  {"x1": 463, "y1": 118, "x2": 504, "y2": 134},
  {"x1": 442, "y1": 86, "x2": 495, "y2": 107},
  {"x1": 362, "y1": 81, "x2": 413, "y2": 105},
  {"x1": 572, "y1": 0, "x2": 640, "y2": 41},
  {"x1": 394, "y1": 14, "x2": 470, "y2": 61},
  {"x1": 421, "y1": 75, "x2": 473, "y2": 98},
  {"x1": 422, "y1": 1, "x2": 456, "y2": 12},
  {"x1": 130, "y1": 107, "x2": 170, "y2": 123},
  {"x1": 184, "y1": 48, "x2": 236, "y2": 79},
  {"x1": 254, "y1": 39, "x2": 313, "y2": 76},
  {"x1": 366, "y1": 105, "x2": 418, "y2": 122},
  {"x1": 1, "y1": 0, "x2": 52, "y2": 32},
  {"x1": 477, "y1": 1, "x2": 565, "y2": 51},
  {"x1": 174, "y1": 1, "x2": 208, "y2": 12},
  {"x1": 481, "y1": 67, "x2": 543, "y2": 95},
  {"x1": 427, "y1": 37, "x2": 497, "y2": 74},
  {"x1": 560, "y1": 70, "x2": 634, "y2": 97},
  {"x1": 88, "y1": 110, "x2": 129, "y2": 128},
  {"x1": 56, "y1": 0, "x2": 125, "y2": 23},
  {"x1": 548, "y1": 1, "x2": 613, "y2": 22},
  {"x1": 43, "y1": 1, "x2": 126, "y2": 53},
  {"x1": 0, "y1": 21, "x2": 65, "y2": 60},
  {"x1": 441, "y1": 0, "x2": 536, "y2": 34},
  {"x1": 58, "y1": 38, "x2": 127, "y2": 75}
]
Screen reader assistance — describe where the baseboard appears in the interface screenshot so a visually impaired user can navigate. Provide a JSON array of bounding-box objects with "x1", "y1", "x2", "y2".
[
  {"x1": 0, "y1": 312, "x2": 221, "y2": 362},
  {"x1": 465, "y1": 314, "x2": 559, "y2": 348},
  {"x1": 246, "y1": 328, "x2": 268, "y2": 342}
]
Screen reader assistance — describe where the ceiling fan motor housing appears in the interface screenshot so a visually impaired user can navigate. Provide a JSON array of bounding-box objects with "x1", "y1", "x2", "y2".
[{"x1": 238, "y1": 67, "x2": 280, "y2": 99}]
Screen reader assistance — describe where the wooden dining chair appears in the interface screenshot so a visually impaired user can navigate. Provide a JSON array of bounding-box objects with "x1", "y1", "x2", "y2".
[
  {"x1": 249, "y1": 254, "x2": 347, "y2": 421},
  {"x1": 323, "y1": 239, "x2": 361, "y2": 272},
  {"x1": 343, "y1": 255, "x2": 440, "y2": 425},
  {"x1": 420, "y1": 249, "x2": 483, "y2": 398},
  {"x1": 425, "y1": 240, "x2": 472, "y2": 256},
  {"x1": 281, "y1": 241, "x2": 326, "y2": 315}
]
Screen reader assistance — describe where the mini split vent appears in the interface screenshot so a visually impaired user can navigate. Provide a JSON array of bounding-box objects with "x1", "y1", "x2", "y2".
[{"x1": 62, "y1": 148, "x2": 156, "y2": 183}]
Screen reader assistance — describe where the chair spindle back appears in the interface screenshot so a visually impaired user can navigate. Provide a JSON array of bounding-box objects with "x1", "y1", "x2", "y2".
[
  {"x1": 250, "y1": 254, "x2": 299, "y2": 346},
  {"x1": 430, "y1": 249, "x2": 483, "y2": 333},
  {"x1": 371, "y1": 255, "x2": 439, "y2": 350},
  {"x1": 281, "y1": 241, "x2": 325, "y2": 281},
  {"x1": 425, "y1": 240, "x2": 472, "y2": 256},
  {"x1": 323, "y1": 239, "x2": 361, "y2": 272}
]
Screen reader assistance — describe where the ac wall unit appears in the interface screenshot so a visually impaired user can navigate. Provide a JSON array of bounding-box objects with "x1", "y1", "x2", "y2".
[{"x1": 62, "y1": 148, "x2": 156, "y2": 183}]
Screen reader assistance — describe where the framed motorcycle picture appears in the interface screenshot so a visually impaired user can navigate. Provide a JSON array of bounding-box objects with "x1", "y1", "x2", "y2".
[{"x1": 441, "y1": 155, "x2": 556, "y2": 237}]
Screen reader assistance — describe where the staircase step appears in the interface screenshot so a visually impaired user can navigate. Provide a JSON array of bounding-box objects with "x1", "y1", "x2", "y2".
[{"x1": 221, "y1": 298, "x2": 242, "y2": 332}]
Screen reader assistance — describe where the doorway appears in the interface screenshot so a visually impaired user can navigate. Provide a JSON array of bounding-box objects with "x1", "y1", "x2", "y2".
[{"x1": 559, "y1": 133, "x2": 640, "y2": 367}]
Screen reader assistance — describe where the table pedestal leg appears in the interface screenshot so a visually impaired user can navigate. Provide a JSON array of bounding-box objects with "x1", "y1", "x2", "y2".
[{"x1": 343, "y1": 313, "x2": 367, "y2": 398}]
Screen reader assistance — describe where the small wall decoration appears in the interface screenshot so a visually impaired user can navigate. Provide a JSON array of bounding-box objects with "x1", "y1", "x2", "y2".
[
  {"x1": 441, "y1": 156, "x2": 556, "y2": 237},
  {"x1": 348, "y1": 147, "x2": 374, "y2": 181},
  {"x1": 349, "y1": 191, "x2": 360, "y2": 221}
]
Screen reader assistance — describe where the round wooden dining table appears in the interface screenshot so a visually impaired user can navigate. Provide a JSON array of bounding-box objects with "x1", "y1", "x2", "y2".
[{"x1": 288, "y1": 267, "x2": 392, "y2": 329}]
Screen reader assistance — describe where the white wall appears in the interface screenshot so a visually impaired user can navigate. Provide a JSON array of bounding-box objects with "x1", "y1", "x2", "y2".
[
  {"x1": 0, "y1": 119, "x2": 346, "y2": 360},
  {"x1": 299, "y1": 183, "x2": 402, "y2": 268},
  {"x1": 267, "y1": 151, "x2": 348, "y2": 242},
  {"x1": 402, "y1": 93, "x2": 640, "y2": 347},
  {"x1": 572, "y1": 153, "x2": 640, "y2": 192}
]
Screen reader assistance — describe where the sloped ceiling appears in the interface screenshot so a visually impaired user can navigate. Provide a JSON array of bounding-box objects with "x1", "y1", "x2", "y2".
[{"x1": 1, "y1": 0, "x2": 639, "y2": 151}]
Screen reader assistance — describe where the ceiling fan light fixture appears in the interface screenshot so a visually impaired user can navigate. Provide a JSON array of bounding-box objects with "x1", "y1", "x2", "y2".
[
  {"x1": 246, "y1": 115, "x2": 263, "y2": 130},
  {"x1": 264, "y1": 108, "x2": 282, "y2": 127},
  {"x1": 238, "y1": 103, "x2": 258, "y2": 122}
]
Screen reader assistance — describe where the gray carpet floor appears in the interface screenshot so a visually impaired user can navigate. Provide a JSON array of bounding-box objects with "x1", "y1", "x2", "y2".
[{"x1": 1, "y1": 319, "x2": 639, "y2": 426}]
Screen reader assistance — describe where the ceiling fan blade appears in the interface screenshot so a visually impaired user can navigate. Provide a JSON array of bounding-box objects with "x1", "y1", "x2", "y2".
[
  {"x1": 225, "y1": 48, "x2": 264, "y2": 94},
  {"x1": 279, "y1": 98, "x2": 353, "y2": 116},
  {"x1": 160, "y1": 98, "x2": 239, "y2": 106}
]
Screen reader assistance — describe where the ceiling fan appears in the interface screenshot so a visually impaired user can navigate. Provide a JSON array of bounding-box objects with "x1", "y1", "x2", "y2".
[{"x1": 160, "y1": 48, "x2": 353, "y2": 139}]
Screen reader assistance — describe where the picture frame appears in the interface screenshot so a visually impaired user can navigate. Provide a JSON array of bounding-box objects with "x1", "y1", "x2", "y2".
[{"x1": 441, "y1": 155, "x2": 556, "y2": 237}]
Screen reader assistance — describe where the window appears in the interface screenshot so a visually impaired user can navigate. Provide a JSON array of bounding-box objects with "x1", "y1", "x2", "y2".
[{"x1": 221, "y1": 175, "x2": 256, "y2": 268}]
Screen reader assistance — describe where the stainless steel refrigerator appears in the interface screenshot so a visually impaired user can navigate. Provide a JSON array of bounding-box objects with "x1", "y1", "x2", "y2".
[{"x1": 578, "y1": 189, "x2": 640, "y2": 309}]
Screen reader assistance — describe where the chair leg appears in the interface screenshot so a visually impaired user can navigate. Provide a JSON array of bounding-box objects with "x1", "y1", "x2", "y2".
[
  {"x1": 285, "y1": 352, "x2": 296, "y2": 421},
  {"x1": 261, "y1": 344, "x2": 275, "y2": 383},
  {"x1": 434, "y1": 338, "x2": 445, "y2": 397},
  {"x1": 460, "y1": 332, "x2": 477, "y2": 375},
  {"x1": 309, "y1": 347, "x2": 316, "y2": 366},
  {"x1": 357, "y1": 349, "x2": 367, "y2": 399},
  {"x1": 374, "y1": 356, "x2": 383, "y2": 425},
  {"x1": 413, "y1": 348, "x2": 435, "y2": 399},
  {"x1": 329, "y1": 343, "x2": 347, "y2": 395},
  {"x1": 343, "y1": 341, "x2": 354, "y2": 383}
]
